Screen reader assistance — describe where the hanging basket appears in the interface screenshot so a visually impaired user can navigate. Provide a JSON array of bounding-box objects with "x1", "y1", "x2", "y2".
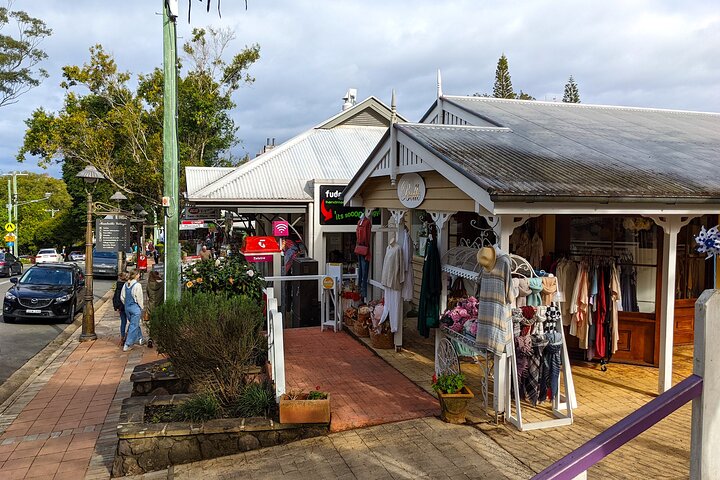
[{"x1": 370, "y1": 323, "x2": 394, "y2": 349}]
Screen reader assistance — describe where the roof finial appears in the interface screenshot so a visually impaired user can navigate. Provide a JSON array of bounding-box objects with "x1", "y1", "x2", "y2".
[{"x1": 437, "y1": 69, "x2": 443, "y2": 99}]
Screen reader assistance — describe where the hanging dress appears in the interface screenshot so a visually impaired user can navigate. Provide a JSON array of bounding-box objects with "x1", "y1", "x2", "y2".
[{"x1": 417, "y1": 236, "x2": 441, "y2": 338}]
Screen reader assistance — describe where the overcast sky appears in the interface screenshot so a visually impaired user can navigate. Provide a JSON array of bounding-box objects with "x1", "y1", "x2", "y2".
[{"x1": 2, "y1": 0, "x2": 719, "y2": 177}]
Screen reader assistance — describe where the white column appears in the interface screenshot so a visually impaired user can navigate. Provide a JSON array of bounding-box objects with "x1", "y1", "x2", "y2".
[
  {"x1": 648, "y1": 215, "x2": 693, "y2": 393},
  {"x1": 691, "y1": 289, "x2": 720, "y2": 479},
  {"x1": 486, "y1": 215, "x2": 529, "y2": 414},
  {"x1": 307, "y1": 202, "x2": 316, "y2": 259}
]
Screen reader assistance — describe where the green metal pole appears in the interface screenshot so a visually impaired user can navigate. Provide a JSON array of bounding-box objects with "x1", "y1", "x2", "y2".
[
  {"x1": 162, "y1": 1, "x2": 180, "y2": 302},
  {"x1": 12, "y1": 173, "x2": 18, "y2": 257}
]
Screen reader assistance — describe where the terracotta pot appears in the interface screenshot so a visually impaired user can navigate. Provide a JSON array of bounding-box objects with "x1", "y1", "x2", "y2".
[
  {"x1": 437, "y1": 386, "x2": 474, "y2": 424},
  {"x1": 279, "y1": 394, "x2": 331, "y2": 424}
]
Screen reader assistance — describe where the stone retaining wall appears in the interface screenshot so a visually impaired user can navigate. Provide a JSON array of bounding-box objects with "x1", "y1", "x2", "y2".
[{"x1": 112, "y1": 395, "x2": 329, "y2": 477}]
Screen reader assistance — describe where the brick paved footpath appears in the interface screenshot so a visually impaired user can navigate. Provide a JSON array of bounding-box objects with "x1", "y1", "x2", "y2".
[{"x1": 0, "y1": 296, "x2": 163, "y2": 480}]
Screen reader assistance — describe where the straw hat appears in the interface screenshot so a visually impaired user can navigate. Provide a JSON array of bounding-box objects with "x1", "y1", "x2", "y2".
[{"x1": 477, "y1": 246, "x2": 496, "y2": 271}]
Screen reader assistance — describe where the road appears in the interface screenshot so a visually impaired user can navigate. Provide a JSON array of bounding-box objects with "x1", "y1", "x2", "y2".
[{"x1": 0, "y1": 262, "x2": 115, "y2": 385}]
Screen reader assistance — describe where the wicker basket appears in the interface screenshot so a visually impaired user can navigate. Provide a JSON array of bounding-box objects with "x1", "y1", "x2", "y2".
[
  {"x1": 370, "y1": 325, "x2": 394, "y2": 349},
  {"x1": 355, "y1": 307, "x2": 371, "y2": 337},
  {"x1": 343, "y1": 307, "x2": 357, "y2": 329}
]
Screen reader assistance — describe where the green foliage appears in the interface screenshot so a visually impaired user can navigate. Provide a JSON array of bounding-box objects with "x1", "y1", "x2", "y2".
[
  {"x1": 563, "y1": 75, "x2": 581, "y2": 103},
  {"x1": 0, "y1": 2, "x2": 52, "y2": 108},
  {"x1": 487, "y1": 54, "x2": 534, "y2": 101},
  {"x1": 18, "y1": 29, "x2": 260, "y2": 245},
  {"x1": 307, "y1": 390, "x2": 328, "y2": 400},
  {"x1": 233, "y1": 382, "x2": 274, "y2": 418},
  {"x1": 432, "y1": 373, "x2": 465, "y2": 394},
  {"x1": 183, "y1": 255, "x2": 265, "y2": 302},
  {"x1": 148, "y1": 292, "x2": 266, "y2": 407},
  {"x1": 0, "y1": 172, "x2": 72, "y2": 254},
  {"x1": 492, "y1": 54, "x2": 515, "y2": 99},
  {"x1": 173, "y1": 392, "x2": 221, "y2": 422}
]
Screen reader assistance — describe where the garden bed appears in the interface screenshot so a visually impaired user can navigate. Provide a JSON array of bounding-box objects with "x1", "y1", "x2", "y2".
[
  {"x1": 130, "y1": 359, "x2": 269, "y2": 397},
  {"x1": 112, "y1": 394, "x2": 329, "y2": 477}
]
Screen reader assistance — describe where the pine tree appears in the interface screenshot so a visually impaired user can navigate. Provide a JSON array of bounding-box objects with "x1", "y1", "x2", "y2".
[
  {"x1": 563, "y1": 75, "x2": 580, "y2": 103},
  {"x1": 492, "y1": 54, "x2": 515, "y2": 99}
]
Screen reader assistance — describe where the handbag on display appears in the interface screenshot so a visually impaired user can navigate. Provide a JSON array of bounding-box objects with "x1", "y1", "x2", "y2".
[{"x1": 354, "y1": 244, "x2": 369, "y2": 256}]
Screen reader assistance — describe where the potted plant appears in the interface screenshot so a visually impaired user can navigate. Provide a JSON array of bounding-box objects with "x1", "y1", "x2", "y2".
[
  {"x1": 279, "y1": 388, "x2": 331, "y2": 424},
  {"x1": 432, "y1": 373, "x2": 474, "y2": 424}
]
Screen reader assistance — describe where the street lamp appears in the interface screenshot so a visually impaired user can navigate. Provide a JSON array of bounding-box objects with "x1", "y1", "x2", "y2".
[{"x1": 76, "y1": 165, "x2": 105, "y2": 342}]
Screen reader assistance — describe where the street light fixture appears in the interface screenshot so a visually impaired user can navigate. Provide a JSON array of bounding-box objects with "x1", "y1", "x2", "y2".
[{"x1": 76, "y1": 165, "x2": 106, "y2": 342}]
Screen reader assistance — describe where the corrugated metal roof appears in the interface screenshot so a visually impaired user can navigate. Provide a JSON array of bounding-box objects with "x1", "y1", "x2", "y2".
[
  {"x1": 398, "y1": 115, "x2": 720, "y2": 200},
  {"x1": 185, "y1": 167, "x2": 236, "y2": 196},
  {"x1": 189, "y1": 127, "x2": 386, "y2": 201}
]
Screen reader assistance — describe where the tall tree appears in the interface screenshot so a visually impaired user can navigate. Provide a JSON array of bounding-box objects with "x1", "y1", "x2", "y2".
[
  {"x1": 0, "y1": 1, "x2": 52, "y2": 108},
  {"x1": 0, "y1": 172, "x2": 72, "y2": 254},
  {"x1": 492, "y1": 54, "x2": 515, "y2": 99},
  {"x1": 18, "y1": 30, "x2": 259, "y2": 238},
  {"x1": 563, "y1": 75, "x2": 580, "y2": 103}
]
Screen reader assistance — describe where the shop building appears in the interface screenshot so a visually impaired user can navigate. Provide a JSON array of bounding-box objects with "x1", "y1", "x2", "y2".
[
  {"x1": 185, "y1": 92, "x2": 405, "y2": 275},
  {"x1": 344, "y1": 89, "x2": 720, "y2": 395}
]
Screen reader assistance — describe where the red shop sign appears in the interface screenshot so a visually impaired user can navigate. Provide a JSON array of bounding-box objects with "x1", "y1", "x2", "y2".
[{"x1": 242, "y1": 236, "x2": 280, "y2": 254}]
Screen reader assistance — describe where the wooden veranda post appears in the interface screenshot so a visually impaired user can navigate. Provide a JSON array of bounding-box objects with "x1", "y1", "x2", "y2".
[{"x1": 690, "y1": 289, "x2": 720, "y2": 479}]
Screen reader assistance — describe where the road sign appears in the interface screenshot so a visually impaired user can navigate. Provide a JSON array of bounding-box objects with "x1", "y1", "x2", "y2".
[
  {"x1": 6, "y1": 242, "x2": 13, "y2": 247},
  {"x1": 4, "y1": 233, "x2": 16, "y2": 242},
  {"x1": 5, "y1": 222, "x2": 16, "y2": 232},
  {"x1": 96, "y1": 218, "x2": 130, "y2": 253}
]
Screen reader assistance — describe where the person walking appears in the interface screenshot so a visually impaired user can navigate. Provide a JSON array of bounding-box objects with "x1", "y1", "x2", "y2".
[
  {"x1": 113, "y1": 272, "x2": 130, "y2": 346},
  {"x1": 144, "y1": 270, "x2": 164, "y2": 348},
  {"x1": 121, "y1": 270, "x2": 145, "y2": 352}
]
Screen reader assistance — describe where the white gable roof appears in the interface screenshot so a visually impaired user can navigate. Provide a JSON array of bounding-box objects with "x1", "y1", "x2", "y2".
[{"x1": 187, "y1": 96, "x2": 399, "y2": 203}]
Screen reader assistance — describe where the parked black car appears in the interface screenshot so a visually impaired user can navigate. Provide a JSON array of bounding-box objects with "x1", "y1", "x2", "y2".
[
  {"x1": 3, "y1": 263, "x2": 85, "y2": 324},
  {"x1": 0, "y1": 252, "x2": 23, "y2": 277}
]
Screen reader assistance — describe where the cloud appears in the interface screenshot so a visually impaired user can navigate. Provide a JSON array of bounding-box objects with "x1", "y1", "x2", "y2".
[{"x1": 2, "y1": 0, "x2": 719, "y2": 174}]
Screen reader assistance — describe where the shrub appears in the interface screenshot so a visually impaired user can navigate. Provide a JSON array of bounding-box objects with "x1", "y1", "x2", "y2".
[
  {"x1": 148, "y1": 292, "x2": 266, "y2": 406},
  {"x1": 233, "y1": 382, "x2": 274, "y2": 418},
  {"x1": 173, "y1": 393, "x2": 221, "y2": 422},
  {"x1": 183, "y1": 255, "x2": 264, "y2": 302},
  {"x1": 431, "y1": 373, "x2": 465, "y2": 394}
]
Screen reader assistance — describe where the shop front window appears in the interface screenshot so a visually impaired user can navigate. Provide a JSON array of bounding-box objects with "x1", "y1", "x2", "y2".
[
  {"x1": 569, "y1": 216, "x2": 658, "y2": 313},
  {"x1": 676, "y1": 215, "x2": 717, "y2": 299}
]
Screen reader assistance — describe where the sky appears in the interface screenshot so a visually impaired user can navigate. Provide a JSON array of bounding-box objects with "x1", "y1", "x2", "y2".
[{"x1": 1, "y1": 0, "x2": 719, "y2": 178}]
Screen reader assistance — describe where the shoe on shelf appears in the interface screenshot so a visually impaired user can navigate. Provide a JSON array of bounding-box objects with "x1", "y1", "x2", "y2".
[{"x1": 123, "y1": 345, "x2": 130, "y2": 352}]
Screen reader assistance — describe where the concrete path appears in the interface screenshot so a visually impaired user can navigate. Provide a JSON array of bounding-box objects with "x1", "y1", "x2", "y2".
[{"x1": 143, "y1": 418, "x2": 533, "y2": 480}]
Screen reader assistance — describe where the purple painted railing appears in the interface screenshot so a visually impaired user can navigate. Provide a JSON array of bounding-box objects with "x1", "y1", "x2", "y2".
[{"x1": 533, "y1": 374, "x2": 704, "y2": 480}]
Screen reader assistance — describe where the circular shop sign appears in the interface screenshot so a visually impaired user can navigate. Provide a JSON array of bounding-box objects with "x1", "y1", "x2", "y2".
[
  {"x1": 397, "y1": 173, "x2": 426, "y2": 209},
  {"x1": 322, "y1": 275, "x2": 335, "y2": 290}
]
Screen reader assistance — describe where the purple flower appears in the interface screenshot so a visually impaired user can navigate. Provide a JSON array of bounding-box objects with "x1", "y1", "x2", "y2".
[{"x1": 456, "y1": 308, "x2": 469, "y2": 319}]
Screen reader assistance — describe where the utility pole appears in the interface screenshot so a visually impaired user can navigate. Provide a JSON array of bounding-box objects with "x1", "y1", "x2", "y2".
[{"x1": 163, "y1": 0, "x2": 181, "y2": 302}]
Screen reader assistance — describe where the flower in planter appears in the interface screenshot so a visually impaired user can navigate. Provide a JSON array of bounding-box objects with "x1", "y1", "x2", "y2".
[
  {"x1": 229, "y1": 277, "x2": 234, "y2": 285},
  {"x1": 431, "y1": 372, "x2": 466, "y2": 394},
  {"x1": 186, "y1": 281, "x2": 194, "y2": 288},
  {"x1": 246, "y1": 269, "x2": 255, "y2": 277},
  {"x1": 196, "y1": 277, "x2": 203, "y2": 284}
]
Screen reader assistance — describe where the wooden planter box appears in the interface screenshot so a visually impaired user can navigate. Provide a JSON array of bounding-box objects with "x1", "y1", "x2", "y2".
[
  {"x1": 437, "y1": 386, "x2": 474, "y2": 424},
  {"x1": 279, "y1": 394, "x2": 331, "y2": 424}
]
